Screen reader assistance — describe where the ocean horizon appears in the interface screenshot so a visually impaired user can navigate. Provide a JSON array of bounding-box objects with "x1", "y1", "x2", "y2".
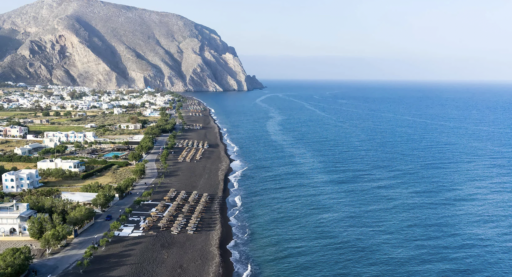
[{"x1": 190, "y1": 80, "x2": 512, "y2": 276}]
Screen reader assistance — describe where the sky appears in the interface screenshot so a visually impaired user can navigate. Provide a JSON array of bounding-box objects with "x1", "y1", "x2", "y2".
[{"x1": 4, "y1": 0, "x2": 512, "y2": 81}]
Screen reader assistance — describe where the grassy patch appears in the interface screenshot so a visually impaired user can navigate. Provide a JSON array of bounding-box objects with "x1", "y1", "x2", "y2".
[
  {"x1": 40, "y1": 165, "x2": 134, "y2": 191},
  {"x1": 0, "y1": 162, "x2": 37, "y2": 170},
  {"x1": 27, "y1": 125, "x2": 85, "y2": 133},
  {"x1": 0, "y1": 111, "x2": 33, "y2": 117},
  {"x1": 0, "y1": 140, "x2": 31, "y2": 151}
]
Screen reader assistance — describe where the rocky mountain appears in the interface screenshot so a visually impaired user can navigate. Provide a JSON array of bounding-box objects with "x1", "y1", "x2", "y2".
[{"x1": 0, "y1": 0, "x2": 263, "y2": 92}]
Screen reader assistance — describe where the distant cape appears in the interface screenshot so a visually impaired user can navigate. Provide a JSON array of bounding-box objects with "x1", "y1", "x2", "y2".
[{"x1": 0, "y1": 0, "x2": 264, "y2": 92}]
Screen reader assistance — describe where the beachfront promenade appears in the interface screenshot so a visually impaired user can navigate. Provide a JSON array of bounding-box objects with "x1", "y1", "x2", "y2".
[{"x1": 30, "y1": 135, "x2": 168, "y2": 277}]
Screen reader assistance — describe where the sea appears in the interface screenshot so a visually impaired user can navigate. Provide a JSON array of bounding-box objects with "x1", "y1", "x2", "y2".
[{"x1": 189, "y1": 81, "x2": 512, "y2": 277}]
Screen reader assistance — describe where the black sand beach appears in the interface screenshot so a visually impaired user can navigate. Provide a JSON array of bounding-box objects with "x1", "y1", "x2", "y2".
[{"x1": 63, "y1": 102, "x2": 234, "y2": 277}]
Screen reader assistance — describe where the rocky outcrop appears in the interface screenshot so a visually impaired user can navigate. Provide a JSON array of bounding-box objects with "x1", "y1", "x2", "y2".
[{"x1": 0, "y1": 0, "x2": 263, "y2": 92}]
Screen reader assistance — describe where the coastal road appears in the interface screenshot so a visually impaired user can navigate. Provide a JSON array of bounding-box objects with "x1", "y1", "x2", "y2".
[{"x1": 30, "y1": 135, "x2": 168, "y2": 277}]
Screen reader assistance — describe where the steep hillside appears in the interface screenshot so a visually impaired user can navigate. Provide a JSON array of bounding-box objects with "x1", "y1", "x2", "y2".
[{"x1": 0, "y1": 0, "x2": 263, "y2": 91}]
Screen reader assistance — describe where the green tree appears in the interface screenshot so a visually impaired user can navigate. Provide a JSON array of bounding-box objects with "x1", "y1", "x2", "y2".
[
  {"x1": 53, "y1": 111, "x2": 61, "y2": 116},
  {"x1": 112, "y1": 154, "x2": 119, "y2": 160},
  {"x1": 27, "y1": 214, "x2": 53, "y2": 240},
  {"x1": 110, "y1": 221, "x2": 121, "y2": 231},
  {"x1": 91, "y1": 185, "x2": 115, "y2": 210},
  {"x1": 134, "y1": 198, "x2": 143, "y2": 206},
  {"x1": 99, "y1": 238, "x2": 108, "y2": 250},
  {"x1": 64, "y1": 111, "x2": 72, "y2": 117},
  {"x1": 42, "y1": 110, "x2": 50, "y2": 116},
  {"x1": 0, "y1": 246, "x2": 33, "y2": 277},
  {"x1": 66, "y1": 206, "x2": 95, "y2": 227},
  {"x1": 128, "y1": 151, "x2": 142, "y2": 163},
  {"x1": 76, "y1": 259, "x2": 90, "y2": 273},
  {"x1": 132, "y1": 162, "x2": 145, "y2": 178},
  {"x1": 40, "y1": 223, "x2": 71, "y2": 255}
]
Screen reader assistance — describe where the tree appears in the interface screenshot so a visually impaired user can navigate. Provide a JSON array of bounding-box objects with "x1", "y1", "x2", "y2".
[
  {"x1": 10, "y1": 166, "x2": 17, "y2": 172},
  {"x1": 99, "y1": 238, "x2": 108, "y2": 250},
  {"x1": 91, "y1": 185, "x2": 115, "y2": 210},
  {"x1": 107, "y1": 231, "x2": 115, "y2": 241},
  {"x1": 110, "y1": 221, "x2": 121, "y2": 231},
  {"x1": 27, "y1": 214, "x2": 53, "y2": 240},
  {"x1": 132, "y1": 162, "x2": 145, "y2": 178},
  {"x1": 42, "y1": 111, "x2": 50, "y2": 116},
  {"x1": 73, "y1": 142, "x2": 82, "y2": 150},
  {"x1": 64, "y1": 111, "x2": 72, "y2": 117},
  {"x1": 112, "y1": 154, "x2": 119, "y2": 160},
  {"x1": 119, "y1": 215, "x2": 127, "y2": 224},
  {"x1": 66, "y1": 206, "x2": 95, "y2": 227},
  {"x1": 134, "y1": 198, "x2": 143, "y2": 206},
  {"x1": 129, "y1": 115, "x2": 139, "y2": 124},
  {"x1": 40, "y1": 223, "x2": 71, "y2": 255},
  {"x1": 83, "y1": 250, "x2": 93, "y2": 260},
  {"x1": 54, "y1": 111, "x2": 61, "y2": 116},
  {"x1": 0, "y1": 246, "x2": 33, "y2": 277},
  {"x1": 128, "y1": 151, "x2": 142, "y2": 163},
  {"x1": 125, "y1": 208, "x2": 133, "y2": 215},
  {"x1": 76, "y1": 259, "x2": 90, "y2": 273}
]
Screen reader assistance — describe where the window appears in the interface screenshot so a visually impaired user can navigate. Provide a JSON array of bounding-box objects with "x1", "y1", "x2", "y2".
[
  {"x1": 19, "y1": 178, "x2": 23, "y2": 181},
  {"x1": 27, "y1": 177, "x2": 30, "y2": 180},
  {"x1": 10, "y1": 186, "x2": 14, "y2": 189},
  {"x1": 10, "y1": 179, "x2": 13, "y2": 182},
  {"x1": 69, "y1": 166, "x2": 72, "y2": 169},
  {"x1": 20, "y1": 185, "x2": 23, "y2": 188}
]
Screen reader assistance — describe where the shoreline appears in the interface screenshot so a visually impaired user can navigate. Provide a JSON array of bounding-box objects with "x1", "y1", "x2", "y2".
[
  {"x1": 211, "y1": 107, "x2": 235, "y2": 277},
  {"x1": 194, "y1": 96, "x2": 235, "y2": 276}
]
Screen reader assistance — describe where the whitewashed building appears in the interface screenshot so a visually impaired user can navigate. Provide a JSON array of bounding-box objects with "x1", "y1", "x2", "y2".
[
  {"x1": 14, "y1": 143, "x2": 46, "y2": 156},
  {"x1": 0, "y1": 202, "x2": 36, "y2": 236},
  {"x1": 2, "y1": 170, "x2": 42, "y2": 192},
  {"x1": 37, "y1": 158, "x2": 85, "y2": 172},
  {"x1": 119, "y1": 123, "x2": 142, "y2": 130},
  {"x1": 43, "y1": 131, "x2": 97, "y2": 143}
]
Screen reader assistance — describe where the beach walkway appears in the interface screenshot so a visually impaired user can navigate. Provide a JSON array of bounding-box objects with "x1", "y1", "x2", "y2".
[{"x1": 29, "y1": 135, "x2": 168, "y2": 277}]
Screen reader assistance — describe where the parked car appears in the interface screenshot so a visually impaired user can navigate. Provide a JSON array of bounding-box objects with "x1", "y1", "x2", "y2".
[{"x1": 105, "y1": 215, "x2": 113, "y2": 221}]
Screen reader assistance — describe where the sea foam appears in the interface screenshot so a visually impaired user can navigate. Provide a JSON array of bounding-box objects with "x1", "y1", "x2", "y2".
[{"x1": 194, "y1": 97, "x2": 251, "y2": 277}]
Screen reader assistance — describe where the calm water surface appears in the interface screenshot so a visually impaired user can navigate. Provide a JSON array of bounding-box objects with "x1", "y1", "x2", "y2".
[{"x1": 190, "y1": 81, "x2": 512, "y2": 277}]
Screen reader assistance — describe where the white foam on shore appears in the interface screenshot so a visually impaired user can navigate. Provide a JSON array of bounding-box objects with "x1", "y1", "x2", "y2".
[
  {"x1": 193, "y1": 97, "x2": 252, "y2": 277},
  {"x1": 242, "y1": 264, "x2": 252, "y2": 277}
]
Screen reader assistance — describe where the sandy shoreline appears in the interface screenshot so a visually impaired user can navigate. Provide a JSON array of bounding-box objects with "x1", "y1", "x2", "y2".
[{"x1": 62, "y1": 99, "x2": 234, "y2": 277}]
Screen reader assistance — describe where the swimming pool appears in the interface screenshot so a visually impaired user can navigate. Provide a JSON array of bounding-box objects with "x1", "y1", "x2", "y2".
[{"x1": 103, "y1": 152, "x2": 127, "y2": 158}]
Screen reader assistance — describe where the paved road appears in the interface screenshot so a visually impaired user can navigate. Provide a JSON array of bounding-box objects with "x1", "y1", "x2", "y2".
[{"x1": 30, "y1": 135, "x2": 168, "y2": 277}]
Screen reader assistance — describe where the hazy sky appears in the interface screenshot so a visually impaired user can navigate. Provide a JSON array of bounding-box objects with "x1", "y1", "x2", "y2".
[{"x1": 4, "y1": 0, "x2": 512, "y2": 81}]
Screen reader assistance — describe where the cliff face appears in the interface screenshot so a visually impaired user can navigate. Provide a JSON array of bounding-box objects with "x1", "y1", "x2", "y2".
[{"x1": 0, "y1": 0, "x2": 263, "y2": 92}]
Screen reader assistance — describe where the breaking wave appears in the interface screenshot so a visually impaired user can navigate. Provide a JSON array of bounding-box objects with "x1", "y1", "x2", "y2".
[{"x1": 195, "y1": 97, "x2": 251, "y2": 277}]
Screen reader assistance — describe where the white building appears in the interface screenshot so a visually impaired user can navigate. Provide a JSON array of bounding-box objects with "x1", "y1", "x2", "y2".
[
  {"x1": 61, "y1": 192, "x2": 97, "y2": 204},
  {"x1": 2, "y1": 170, "x2": 42, "y2": 192},
  {"x1": 113, "y1": 108, "x2": 123, "y2": 115},
  {"x1": 119, "y1": 123, "x2": 142, "y2": 130},
  {"x1": 43, "y1": 131, "x2": 97, "y2": 143},
  {"x1": 14, "y1": 143, "x2": 46, "y2": 156},
  {"x1": 43, "y1": 137, "x2": 60, "y2": 148},
  {"x1": 37, "y1": 158, "x2": 85, "y2": 172},
  {"x1": 0, "y1": 202, "x2": 37, "y2": 236}
]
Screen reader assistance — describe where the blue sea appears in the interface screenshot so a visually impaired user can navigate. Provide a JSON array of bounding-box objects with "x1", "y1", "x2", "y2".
[{"x1": 190, "y1": 81, "x2": 512, "y2": 277}]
